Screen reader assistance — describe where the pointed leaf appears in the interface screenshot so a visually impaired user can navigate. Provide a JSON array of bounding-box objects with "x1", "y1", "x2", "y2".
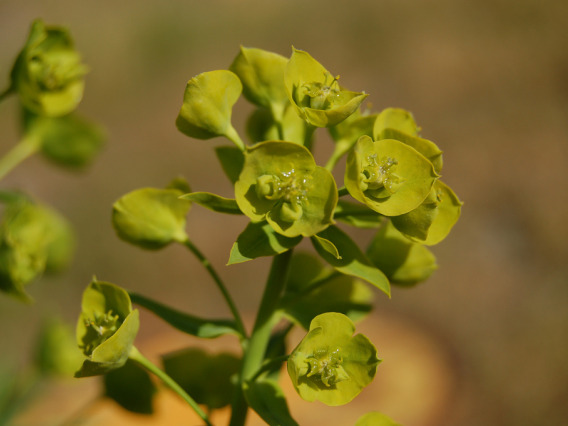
[
  {"x1": 129, "y1": 292, "x2": 240, "y2": 338},
  {"x1": 311, "y1": 234, "x2": 341, "y2": 259},
  {"x1": 104, "y1": 359, "x2": 156, "y2": 414},
  {"x1": 312, "y1": 225, "x2": 390, "y2": 297},
  {"x1": 228, "y1": 221, "x2": 301, "y2": 264},
  {"x1": 215, "y1": 145, "x2": 246, "y2": 184},
  {"x1": 180, "y1": 192, "x2": 242, "y2": 215},
  {"x1": 244, "y1": 380, "x2": 298, "y2": 426},
  {"x1": 334, "y1": 200, "x2": 383, "y2": 229},
  {"x1": 163, "y1": 348, "x2": 240, "y2": 411},
  {"x1": 282, "y1": 253, "x2": 373, "y2": 329}
]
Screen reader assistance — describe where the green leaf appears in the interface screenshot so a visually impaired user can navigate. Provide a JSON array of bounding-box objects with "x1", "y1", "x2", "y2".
[
  {"x1": 311, "y1": 234, "x2": 341, "y2": 259},
  {"x1": 24, "y1": 112, "x2": 105, "y2": 169},
  {"x1": 163, "y1": 348, "x2": 240, "y2": 411},
  {"x1": 355, "y1": 412, "x2": 402, "y2": 426},
  {"x1": 112, "y1": 186, "x2": 191, "y2": 250},
  {"x1": 345, "y1": 136, "x2": 439, "y2": 216},
  {"x1": 229, "y1": 46, "x2": 289, "y2": 120},
  {"x1": 10, "y1": 19, "x2": 87, "y2": 117},
  {"x1": 228, "y1": 221, "x2": 301, "y2": 265},
  {"x1": 284, "y1": 48, "x2": 367, "y2": 127},
  {"x1": 75, "y1": 280, "x2": 140, "y2": 377},
  {"x1": 246, "y1": 105, "x2": 307, "y2": 145},
  {"x1": 287, "y1": 313, "x2": 380, "y2": 406},
  {"x1": 104, "y1": 359, "x2": 156, "y2": 414},
  {"x1": 391, "y1": 180, "x2": 462, "y2": 245},
  {"x1": 377, "y1": 127, "x2": 443, "y2": 173},
  {"x1": 373, "y1": 107, "x2": 420, "y2": 137},
  {"x1": 367, "y1": 221, "x2": 437, "y2": 286},
  {"x1": 312, "y1": 225, "x2": 390, "y2": 297},
  {"x1": 180, "y1": 192, "x2": 242, "y2": 215},
  {"x1": 243, "y1": 380, "x2": 298, "y2": 426},
  {"x1": 176, "y1": 70, "x2": 244, "y2": 148},
  {"x1": 129, "y1": 291, "x2": 240, "y2": 338},
  {"x1": 281, "y1": 252, "x2": 373, "y2": 329},
  {"x1": 215, "y1": 145, "x2": 245, "y2": 184},
  {"x1": 235, "y1": 141, "x2": 338, "y2": 237},
  {"x1": 334, "y1": 200, "x2": 383, "y2": 229}
]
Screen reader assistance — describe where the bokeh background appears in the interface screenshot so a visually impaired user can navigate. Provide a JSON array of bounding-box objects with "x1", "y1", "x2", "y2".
[{"x1": 1, "y1": 0, "x2": 567, "y2": 425}]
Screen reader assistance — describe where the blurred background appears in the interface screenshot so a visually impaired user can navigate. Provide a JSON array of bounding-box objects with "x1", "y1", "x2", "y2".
[{"x1": 1, "y1": 0, "x2": 567, "y2": 425}]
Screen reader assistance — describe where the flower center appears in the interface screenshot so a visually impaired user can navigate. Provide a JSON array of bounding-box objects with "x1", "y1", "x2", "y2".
[
  {"x1": 360, "y1": 154, "x2": 404, "y2": 199},
  {"x1": 303, "y1": 73, "x2": 342, "y2": 110},
  {"x1": 305, "y1": 348, "x2": 349, "y2": 387},
  {"x1": 256, "y1": 170, "x2": 309, "y2": 222},
  {"x1": 83, "y1": 309, "x2": 121, "y2": 355}
]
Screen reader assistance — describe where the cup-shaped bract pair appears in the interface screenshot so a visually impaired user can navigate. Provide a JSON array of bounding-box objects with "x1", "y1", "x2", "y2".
[
  {"x1": 176, "y1": 70, "x2": 244, "y2": 150},
  {"x1": 285, "y1": 48, "x2": 368, "y2": 128},
  {"x1": 24, "y1": 110, "x2": 105, "y2": 169},
  {"x1": 9, "y1": 19, "x2": 87, "y2": 117},
  {"x1": 287, "y1": 312, "x2": 380, "y2": 406},
  {"x1": 0, "y1": 201, "x2": 74, "y2": 301},
  {"x1": 75, "y1": 280, "x2": 139, "y2": 377},
  {"x1": 112, "y1": 181, "x2": 191, "y2": 250},
  {"x1": 346, "y1": 135, "x2": 439, "y2": 217},
  {"x1": 235, "y1": 141, "x2": 337, "y2": 238},
  {"x1": 230, "y1": 46, "x2": 289, "y2": 122},
  {"x1": 371, "y1": 108, "x2": 462, "y2": 244}
]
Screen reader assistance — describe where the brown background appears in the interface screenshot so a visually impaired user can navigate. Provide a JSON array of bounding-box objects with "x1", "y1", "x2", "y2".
[{"x1": 1, "y1": 0, "x2": 567, "y2": 425}]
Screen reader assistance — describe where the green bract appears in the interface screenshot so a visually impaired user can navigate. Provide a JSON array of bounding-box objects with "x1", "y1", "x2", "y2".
[
  {"x1": 76, "y1": 280, "x2": 139, "y2": 377},
  {"x1": 0, "y1": 202, "x2": 74, "y2": 300},
  {"x1": 391, "y1": 180, "x2": 462, "y2": 245},
  {"x1": 373, "y1": 107, "x2": 420, "y2": 137},
  {"x1": 235, "y1": 141, "x2": 337, "y2": 237},
  {"x1": 9, "y1": 19, "x2": 87, "y2": 117},
  {"x1": 285, "y1": 48, "x2": 367, "y2": 128},
  {"x1": 345, "y1": 135, "x2": 439, "y2": 216},
  {"x1": 367, "y1": 221, "x2": 437, "y2": 286},
  {"x1": 287, "y1": 312, "x2": 380, "y2": 406},
  {"x1": 176, "y1": 70, "x2": 244, "y2": 149},
  {"x1": 230, "y1": 46, "x2": 289, "y2": 121},
  {"x1": 112, "y1": 185, "x2": 191, "y2": 250},
  {"x1": 355, "y1": 412, "x2": 402, "y2": 426},
  {"x1": 24, "y1": 112, "x2": 105, "y2": 169}
]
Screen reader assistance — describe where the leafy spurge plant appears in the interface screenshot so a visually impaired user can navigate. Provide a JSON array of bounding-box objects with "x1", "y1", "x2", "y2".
[{"x1": 3, "y1": 26, "x2": 462, "y2": 424}]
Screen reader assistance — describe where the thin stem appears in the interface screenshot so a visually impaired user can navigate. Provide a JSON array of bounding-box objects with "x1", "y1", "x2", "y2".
[
  {"x1": 182, "y1": 239, "x2": 247, "y2": 339},
  {"x1": 229, "y1": 250, "x2": 294, "y2": 426},
  {"x1": 129, "y1": 346, "x2": 211, "y2": 426},
  {"x1": 249, "y1": 354, "x2": 289, "y2": 383},
  {"x1": 225, "y1": 125, "x2": 246, "y2": 152},
  {"x1": 338, "y1": 186, "x2": 349, "y2": 197},
  {"x1": 0, "y1": 134, "x2": 40, "y2": 182},
  {"x1": 303, "y1": 123, "x2": 316, "y2": 151}
]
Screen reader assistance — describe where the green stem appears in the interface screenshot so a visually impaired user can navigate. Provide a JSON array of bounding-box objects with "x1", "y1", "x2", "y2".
[
  {"x1": 303, "y1": 124, "x2": 316, "y2": 151},
  {"x1": 229, "y1": 250, "x2": 294, "y2": 426},
  {"x1": 225, "y1": 125, "x2": 246, "y2": 152},
  {"x1": 249, "y1": 354, "x2": 289, "y2": 383},
  {"x1": 129, "y1": 346, "x2": 211, "y2": 426},
  {"x1": 338, "y1": 186, "x2": 349, "y2": 197},
  {"x1": 183, "y1": 239, "x2": 247, "y2": 339},
  {"x1": 0, "y1": 134, "x2": 40, "y2": 182}
]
